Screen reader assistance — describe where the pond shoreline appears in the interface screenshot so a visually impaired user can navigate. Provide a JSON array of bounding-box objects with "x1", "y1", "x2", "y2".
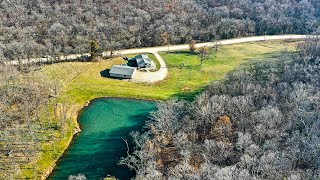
[
  {"x1": 42, "y1": 106, "x2": 83, "y2": 180},
  {"x1": 45, "y1": 97, "x2": 159, "y2": 180},
  {"x1": 42, "y1": 128, "x2": 80, "y2": 180}
]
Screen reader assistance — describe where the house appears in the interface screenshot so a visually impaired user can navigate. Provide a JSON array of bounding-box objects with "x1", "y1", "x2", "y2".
[
  {"x1": 109, "y1": 65, "x2": 137, "y2": 79},
  {"x1": 128, "y1": 54, "x2": 152, "y2": 68}
]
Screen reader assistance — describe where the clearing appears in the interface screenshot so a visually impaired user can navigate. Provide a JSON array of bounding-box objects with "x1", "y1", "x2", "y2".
[
  {"x1": 21, "y1": 39, "x2": 301, "y2": 179},
  {"x1": 40, "y1": 40, "x2": 301, "y2": 104}
]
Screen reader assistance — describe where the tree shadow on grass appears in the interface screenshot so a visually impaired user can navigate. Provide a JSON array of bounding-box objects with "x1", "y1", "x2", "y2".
[
  {"x1": 171, "y1": 85, "x2": 209, "y2": 102},
  {"x1": 165, "y1": 51, "x2": 197, "y2": 56},
  {"x1": 251, "y1": 51, "x2": 295, "y2": 60},
  {"x1": 167, "y1": 64, "x2": 201, "y2": 69}
]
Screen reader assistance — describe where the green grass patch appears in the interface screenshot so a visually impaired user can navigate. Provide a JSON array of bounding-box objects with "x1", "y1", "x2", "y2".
[{"x1": 39, "y1": 40, "x2": 300, "y2": 105}]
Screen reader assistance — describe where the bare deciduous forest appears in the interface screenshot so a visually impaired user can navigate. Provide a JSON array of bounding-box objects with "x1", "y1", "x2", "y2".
[
  {"x1": 0, "y1": 0, "x2": 320, "y2": 179},
  {"x1": 0, "y1": 0, "x2": 320, "y2": 61},
  {"x1": 121, "y1": 38, "x2": 320, "y2": 179},
  {"x1": 0, "y1": 66, "x2": 73, "y2": 178}
]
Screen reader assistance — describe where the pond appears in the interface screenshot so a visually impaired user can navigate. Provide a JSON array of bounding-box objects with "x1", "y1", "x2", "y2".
[{"x1": 48, "y1": 98, "x2": 157, "y2": 180}]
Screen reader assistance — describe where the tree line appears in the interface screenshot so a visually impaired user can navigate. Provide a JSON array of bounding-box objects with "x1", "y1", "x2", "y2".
[
  {"x1": 120, "y1": 37, "x2": 320, "y2": 179},
  {"x1": 0, "y1": 0, "x2": 320, "y2": 61}
]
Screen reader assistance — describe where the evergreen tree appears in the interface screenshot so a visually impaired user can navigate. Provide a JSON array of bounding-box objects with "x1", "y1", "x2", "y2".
[{"x1": 90, "y1": 40, "x2": 100, "y2": 61}]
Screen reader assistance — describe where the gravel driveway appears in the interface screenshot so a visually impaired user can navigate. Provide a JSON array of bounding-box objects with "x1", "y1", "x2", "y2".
[
  {"x1": 131, "y1": 52, "x2": 168, "y2": 83},
  {"x1": 5, "y1": 35, "x2": 308, "y2": 84}
]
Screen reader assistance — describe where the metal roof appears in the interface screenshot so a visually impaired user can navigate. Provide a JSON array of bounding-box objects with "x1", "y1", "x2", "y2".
[
  {"x1": 135, "y1": 54, "x2": 152, "y2": 67},
  {"x1": 109, "y1": 65, "x2": 136, "y2": 76}
]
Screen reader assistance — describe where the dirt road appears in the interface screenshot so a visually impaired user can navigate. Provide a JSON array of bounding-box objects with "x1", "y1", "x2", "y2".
[
  {"x1": 116, "y1": 34, "x2": 307, "y2": 56},
  {"x1": 4, "y1": 35, "x2": 308, "y2": 83},
  {"x1": 128, "y1": 34, "x2": 306, "y2": 83}
]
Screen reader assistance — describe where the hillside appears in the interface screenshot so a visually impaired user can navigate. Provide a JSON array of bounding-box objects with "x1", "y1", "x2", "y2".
[
  {"x1": 0, "y1": 39, "x2": 301, "y2": 179},
  {"x1": 120, "y1": 38, "x2": 320, "y2": 179},
  {"x1": 1, "y1": 0, "x2": 320, "y2": 61},
  {"x1": 0, "y1": 1, "x2": 320, "y2": 179}
]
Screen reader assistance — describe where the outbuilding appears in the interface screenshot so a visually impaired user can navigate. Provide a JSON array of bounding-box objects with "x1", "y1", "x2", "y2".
[
  {"x1": 109, "y1": 65, "x2": 137, "y2": 79},
  {"x1": 128, "y1": 54, "x2": 152, "y2": 68}
]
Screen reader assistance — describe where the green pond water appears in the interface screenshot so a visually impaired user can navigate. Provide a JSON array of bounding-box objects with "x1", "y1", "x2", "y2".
[{"x1": 49, "y1": 98, "x2": 157, "y2": 180}]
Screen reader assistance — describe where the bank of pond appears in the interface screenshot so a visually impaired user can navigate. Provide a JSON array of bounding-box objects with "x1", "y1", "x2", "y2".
[{"x1": 48, "y1": 98, "x2": 157, "y2": 180}]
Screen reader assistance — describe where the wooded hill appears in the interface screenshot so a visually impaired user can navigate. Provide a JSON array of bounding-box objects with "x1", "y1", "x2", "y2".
[
  {"x1": 121, "y1": 37, "x2": 320, "y2": 179},
  {"x1": 1, "y1": 0, "x2": 320, "y2": 61}
]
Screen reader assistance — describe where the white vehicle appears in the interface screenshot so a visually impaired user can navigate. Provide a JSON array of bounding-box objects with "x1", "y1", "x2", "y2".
[{"x1": 42, "y1": 55, "x2": 52, "y2": 58}]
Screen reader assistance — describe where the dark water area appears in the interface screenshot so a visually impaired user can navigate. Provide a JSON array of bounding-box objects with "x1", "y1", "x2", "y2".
[{"x1": 49, "y1": 98, "x2": 157, "y2": 180}]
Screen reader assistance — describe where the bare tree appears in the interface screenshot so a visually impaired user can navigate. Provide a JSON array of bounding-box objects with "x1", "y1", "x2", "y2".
[
  {"x1": 161, "y1": 32, "x2": 170, "y2": 53},
  {"x1": 198, "y1": 46, "x2": 210, "y2": 65},
  {"x1": 189, "y1": 40, "x2": 197, "y2": 52}
]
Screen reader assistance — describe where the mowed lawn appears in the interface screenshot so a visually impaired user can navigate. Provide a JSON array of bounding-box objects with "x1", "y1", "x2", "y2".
[
  {"x1": 40, "y1": 40, "x2": 300, "y2": 105},
  {"x1": 24, "y1": 40, "x2": 300, "y2": 179}
]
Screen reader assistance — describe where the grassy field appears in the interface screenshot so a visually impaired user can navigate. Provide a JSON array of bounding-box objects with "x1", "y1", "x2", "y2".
[
  {"x1": 21, "y1": 40, "x2": 301, "y2": 179},
  {"x1": 40, "y1": 40, "x2": 300, "y2": 105}
]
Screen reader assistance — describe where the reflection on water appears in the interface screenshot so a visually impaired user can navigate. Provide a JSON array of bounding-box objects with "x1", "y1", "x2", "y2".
[{"x1": 48, "y1": 98, "x2": 157, "y2": 180}]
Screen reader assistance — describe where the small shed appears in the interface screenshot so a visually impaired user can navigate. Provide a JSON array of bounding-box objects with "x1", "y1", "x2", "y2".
[{"x1": 109, "y1": 65, "x2": 137, "y2": 79}]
